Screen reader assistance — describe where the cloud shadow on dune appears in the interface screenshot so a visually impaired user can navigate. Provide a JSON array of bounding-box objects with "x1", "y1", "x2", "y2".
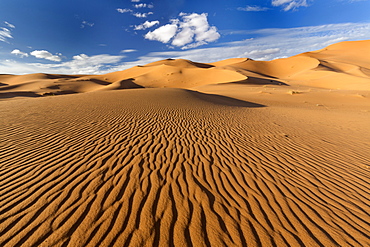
[{"x1": 185, "y1": 90, "x2": 265, "y2": 108}]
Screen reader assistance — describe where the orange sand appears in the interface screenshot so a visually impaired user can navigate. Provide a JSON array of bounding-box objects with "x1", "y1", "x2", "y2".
[{"x1": 1, "y1": 40, "x2": 369, "y2": 246}]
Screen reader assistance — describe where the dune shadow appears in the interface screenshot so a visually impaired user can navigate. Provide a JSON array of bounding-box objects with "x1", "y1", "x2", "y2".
[
  {"x1": 0, "y1": 85, "x2": 19, "y2": 91},
  {"x1": 116, "y1": 79, "x2": 144, "y2": 89},
  {"x1": 230, "y1": 77, "x2": 288, "y2": 86},
  {"x1": 88, "y1": 78, "x2": 111, "y2": 86},
  {"x1": 42, "y1": 90, "x2": 77, "y2": 96},
  {"x1": 0, "y1": 91, "x2": 42, "y2": 99},
  {"x1": 185, "y1": 90, "x2": 265, "y2": 108},
  {"x1": 46, "y1": 74, "x2": 81, "y2": 79}
]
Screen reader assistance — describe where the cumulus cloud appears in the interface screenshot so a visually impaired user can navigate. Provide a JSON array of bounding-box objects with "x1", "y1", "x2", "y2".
[
  {"x1": 117, "y1": 8, "x2": 133, "y2": 13},
  {"x1": 134, "y1": 20, "x2": 159, "y2": 30},
  {"x1": 11, "y1": 49, "x2": 29, "y2": 58},
  {"x1": 144, "y1": 13, "x2": 220, "y2": 49},
  {"x1": 132, "y1": 12, "x2": 153, "y2": 18},
  {"x1": 30, "y1": 50, "x2": 62, "y2": 62},
  {"x1": 145, "y1": 23, "x2": 178, "y2": 43},
  {"x1": 238, "y1": 6, "x2": 270, "y2": 11},
  {"x1": 272, "y1": 0, "x2": 309, "y2": 11}
]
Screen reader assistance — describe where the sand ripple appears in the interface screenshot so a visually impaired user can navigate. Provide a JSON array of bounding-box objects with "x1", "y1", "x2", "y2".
[{"x1": 0, "y1": 89, "x2": 369, "y2": 247}]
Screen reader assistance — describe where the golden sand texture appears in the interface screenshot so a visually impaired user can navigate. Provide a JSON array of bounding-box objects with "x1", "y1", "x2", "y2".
[{"x1": 1, "y1": 40, "x2": 370, "y2": 246}]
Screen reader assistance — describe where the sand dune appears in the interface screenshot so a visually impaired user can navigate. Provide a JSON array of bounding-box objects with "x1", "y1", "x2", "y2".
[
  {"x1": 1, "y1": 40, "x2": 370, "y2": 246},
  {"x1": 1, "y1": 40, "x2": 369, "y2": 98}
]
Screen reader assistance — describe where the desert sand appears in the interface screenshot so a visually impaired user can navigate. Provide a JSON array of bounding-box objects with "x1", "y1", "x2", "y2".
[{"x1": 0, "y1": 40, "x2": 369, "y2": 246}]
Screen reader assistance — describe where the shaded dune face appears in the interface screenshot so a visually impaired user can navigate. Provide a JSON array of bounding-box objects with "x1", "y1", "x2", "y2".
[
  {"x1": 1, "y1": 40, "x2": 370, "y2": 100},
  {"x1": 1, "y1": 89, "x2": 369, "y2": 247}
]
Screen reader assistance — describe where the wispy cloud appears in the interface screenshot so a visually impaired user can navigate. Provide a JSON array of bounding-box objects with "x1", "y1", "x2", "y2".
[
  {"x1": 0, "y1": 28, "x2": 12, "y2": 43},
  {"x1": 272, "y1": 0, "x2": 309, "y2": 11},
  {"x1": 132, "y1": 12, "x2": 153, "y2": 18},
  {"x1": 117, "y1": 8, "x2": 133, "y2": 13},
  {"x1": 131, "y1": 0, "x2": 140, "y2": 2},
  {"x1": 30, "y1": 50, "x2": 62, "y2": 62},
  {"x1": 121, "y1": 49, "x2": 137, "y2": 53},
  {"x1": 238, "y1": 6, "x2": 270, "y2": 11},
  {"x1": 0, "y1": 54, "x2": 125, "y2": 74},
  {"x1": 81, "y1": 21, "x2": 94, "y2": 28},
  {"x1": 145, "y1": 13, "x2": 220, "y2": 49},
  {"x1": 116, "y1": 7, "x2": 154, "y2": 18},
  {"x1": 4, "y1": 21, "x2": 15, "y2": 29},
  {"x1": 11, "y1": 49, "x2": 29, "y2": 58},
  {"x1": 0, "y1": 21, "x2": 15, "y2": 43}
]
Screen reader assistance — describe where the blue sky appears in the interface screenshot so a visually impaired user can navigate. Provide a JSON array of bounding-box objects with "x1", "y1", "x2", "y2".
[{"x1": 1, "y1": 0, "x2": 370, "y2": 74}]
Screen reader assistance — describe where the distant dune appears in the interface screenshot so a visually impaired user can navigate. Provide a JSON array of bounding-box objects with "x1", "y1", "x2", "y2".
[
  {"x1": 1, "y1": 40, "x2": 369, "y2": 246},
  {"x1": 1, "y1": 40, "x2": 370, "y2": 99}
]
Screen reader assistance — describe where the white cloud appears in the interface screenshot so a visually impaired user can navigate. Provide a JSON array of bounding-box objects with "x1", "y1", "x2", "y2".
[
  {"x1": 11, "y1": 49, "x2": 29, "y2": 58},
  {"x1": 120, "y1": 22, "x2": 370, "y2": 69},
  {"x1": 145, "y1": 23, "x2": 178, "y2": 43},
  {"x1": 121, "y1": 49, "x2": 137, "y2": 53},
  {"x1": 0, "y1": 21, "x2": 14, "y2": 43},
  {"x1": 30, "y1": 50, "x2": 62, "y2": 62},
  {"x1": 2, "y1": 22, "x2": 370, "y2": 75},
  {"x1": 81, "y1": 21, "x2": 94, "y2": 28},
  {"x1": 134, "y1": 3, "x2": 146, "y2": 8},
  {"x1": 134, "y1": 20, "x2": 159, "y2": 30},
  {"x1": 0, "y1": 54, "x2": 125, "y2": 75},
  {"x1": 51, "y1": 54, "x2": 124, "y2": 74},
  {"x1": 238, "y1": 6, "x2": 270, "y2": 11},
  {"x1": 117, "y1": 8, "x2": 133, "y2": 13},
  {"x1": 131, "y1": 0, "x2": 140, "y2": 2},
  {"x1": 4, "y1": 21, "x2": 15, "y2": 29},
  {"x1": 132, "y1": 12, "x2": 153, "y2": 18},
  {"x1": 144, "y1": 13, "x2": 220, "y2": 49},
  {"x1": 244, "y1": 48, "x2": 281, "y2": 60},
  {"x1": 0, "y1": 28, "x2": 12, "y2": 42},
  {"x1": 134, "y1": 3, "x2": 153, "y2": 8},
  {"x1": 272, "y1": 0, "x2": 308, "y2": 11}
]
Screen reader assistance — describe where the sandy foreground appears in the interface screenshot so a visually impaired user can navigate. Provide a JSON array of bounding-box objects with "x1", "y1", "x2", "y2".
[{"x1": 0, "y1": 40, "x2": 369, "y2": 246}]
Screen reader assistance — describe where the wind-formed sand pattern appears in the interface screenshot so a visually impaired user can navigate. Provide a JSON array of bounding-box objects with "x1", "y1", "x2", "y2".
[{"x1": 1, "y1": 40, "x2": 370, "y2": 246}]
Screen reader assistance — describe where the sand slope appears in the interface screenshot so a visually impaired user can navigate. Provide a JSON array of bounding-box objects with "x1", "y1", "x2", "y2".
[{"x1": 1, "y1": 40, "x2": 370, "y2": 246}]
